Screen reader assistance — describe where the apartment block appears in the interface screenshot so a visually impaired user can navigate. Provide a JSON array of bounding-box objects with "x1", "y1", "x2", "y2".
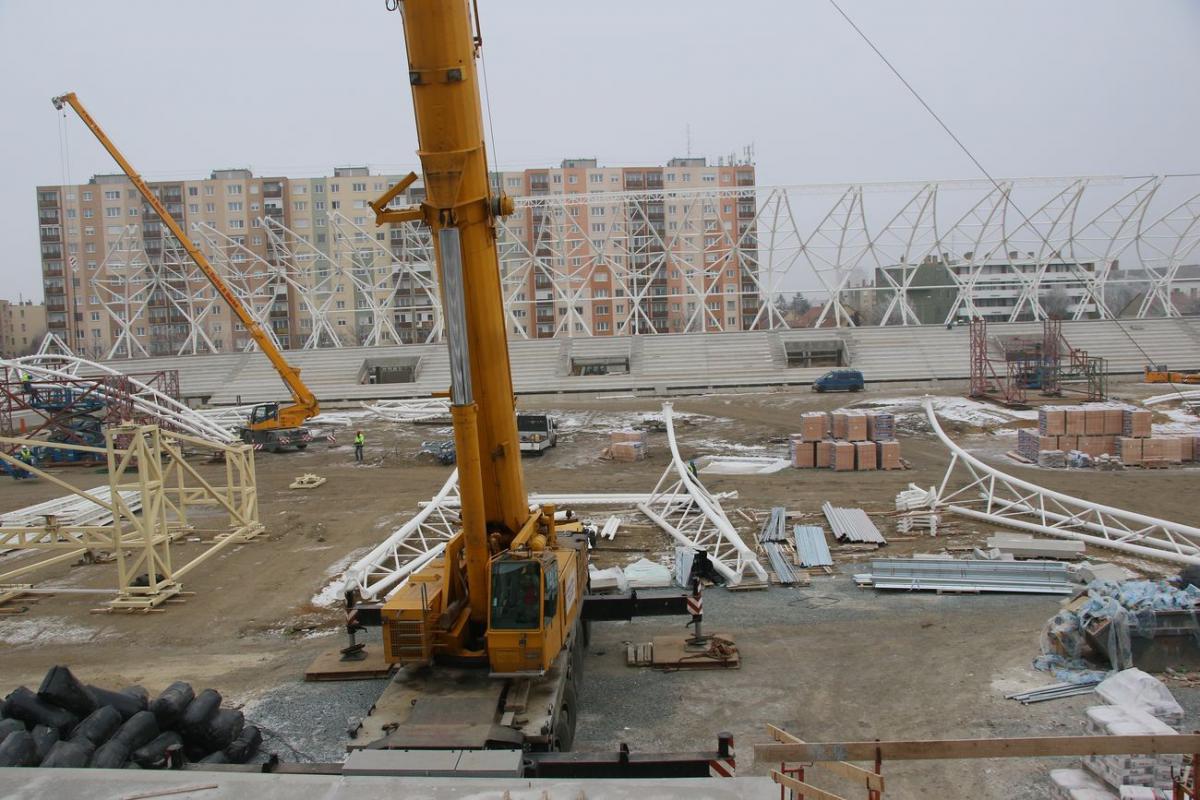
[
  {"x1": 493, "y1": 157, "x2": 758, "y2": 338},
  {"x1": 36, "y1": 156, "x2": 757, "y2": 359},
  {"x1": 0, "y1": 300, "x2": 47, "y2": 358}
]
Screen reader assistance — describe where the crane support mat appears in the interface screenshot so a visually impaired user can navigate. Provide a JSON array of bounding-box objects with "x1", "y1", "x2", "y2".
[
  {"x1": 646, "y1": 633, "x2": 740, "y2": 670},
  {"x1": 304, "y1": 646, "x2": 394, "y2": 682}
]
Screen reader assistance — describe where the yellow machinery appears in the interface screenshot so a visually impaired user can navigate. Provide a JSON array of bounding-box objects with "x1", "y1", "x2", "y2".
[
  {"x1": 50, "y1": 93, "x2": 321, "y2": 453},
  {"x1": 1145, "y1": 365, "x2": 1200, "y2": 384},
  {"x1": 368, "y1": 0, "x2": 586, "y2": 678}
]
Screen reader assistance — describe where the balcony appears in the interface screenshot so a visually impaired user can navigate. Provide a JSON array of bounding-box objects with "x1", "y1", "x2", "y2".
[
  {"x1": 263, "y1": 183, "x2": 283, "y2": 198},
  {"x1": 40, "y1": 228, "x2": 62, "y2": 243},
  {"x1": 37, "y1": 191, "x2": 59, "y2": 208},
  {"x1": 43, "y1": 262, "x2": 64, "y2": 277},
  {"x1": 45, "y1": 301, "x2": 66, "y2": 313},
  {"x1": 38, "y1": 209, "x2": 60, "y2": 224},
  {"x1": 736, "y1": 204, "x2": 756, "y2": 219}
]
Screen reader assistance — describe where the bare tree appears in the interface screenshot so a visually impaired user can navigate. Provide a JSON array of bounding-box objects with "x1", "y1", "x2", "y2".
[{"x1": 1040, "y1": 287, "x2": 1072, "y2": 319}]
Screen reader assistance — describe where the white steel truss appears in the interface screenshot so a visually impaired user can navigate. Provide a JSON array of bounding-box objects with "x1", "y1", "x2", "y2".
[
  {"x1": 925, "y1": 399, "x2": 1200, "y2": 565},
  {"x1": 637, "y1": 402, "x2": 768, "y2": 585},
  {"x1": 87, "y1": 176, "x2": 1200, "y2": 359}
]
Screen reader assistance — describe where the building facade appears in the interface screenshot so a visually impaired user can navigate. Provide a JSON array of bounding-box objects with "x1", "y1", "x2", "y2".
[
  {"x1": 0, "y1": 300, "x2": 47, "y2": 358},
  {"x1": 36, "y1": 157, "x2": 755, "y2": 359}
]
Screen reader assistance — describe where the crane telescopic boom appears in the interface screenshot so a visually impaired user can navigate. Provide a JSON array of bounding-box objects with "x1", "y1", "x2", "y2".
[{"x1": 50, "y1": 92, "x2": 320, "y2": 433}]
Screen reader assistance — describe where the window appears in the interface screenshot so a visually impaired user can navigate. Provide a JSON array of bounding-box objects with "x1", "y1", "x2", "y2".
[
  {"x1": 83, "y1": 208, "x2": 94, "y2": 219},
  {"x1": 228, "y1": 219, "x2": 244, "y2": 229},
  {"x1": 85, "y1": 243, "x2": 96, "y2": 254},
  {"x1": 92, "y1": 328, "x2": 102, "y2": 338},
  {"x1": 227, "y1": 184, "x2": 242, "y2": 195},
  {"x1": 188, "y1": 187, "x2": 198, "y2": 196},
  {"x1": 568, "y1": 175, "x2": 578, "y2": 185},
  {"x1": 597, "y1": 320, "x2": 609, "y2": 332},
  {"x1": 87, "y1": 260, "x2": 97, "y2": 270},
  {"x1": 352, "y1": 182, "x2": 366, "y2": 192},
  {"x1": 104, "y1": 190, "x2": 120, "y2": 200},
  {"x1": 90, "y1": 311, "x2": 100, "y2": 321},
  {"x1": 252, "y1": 235, "x2": 263, "y2": 246},
  {"x1": 205, "y1": 203, "x2": 215, "y2": 213},
  {"x1": 314, "y1": 184, "x2": 324, "y2": 193},
  {"x1": 105, "y1": 207, "x2": 120, "y2": 217},
  {"x1": 188, "y1": 204, "x2": 199, "y2": 213},
  {"x1": 128, "y1": 207, "x2": 139, "y2": 216},
  {"x1": 490, "y1": 559, "x2": 542, "y2": 630},
  {"x1": 331, "y1": 200, "x2": 340, "y2": 210},
  {"x1": 589, "y1": 173, "x2": 603, "y2": 184},
  {"x1": 553, "y1": 174, "x2": 562, "y2": 184},
  {"x1": 506, "y1": 177, "x2": 520, "y2": 188},
  {"x1": 293, "y1": 201, "x2": 307, "y2": 211},
  {"x1": 66, "y1": 208, "x2": 77, "y2": 219},
  {"x1": 330, "y1": 183, "x2": 339, "y2": 193},
  {"x1": 228, "y1": 201, "x2": 243, "y2": 211},
  {"x1": 204, "y1": 185, "x2": 214, "y2": 195},
  {"x1": 314, "y1": 200, "x2": 326, "y2": 211},
  {"x1": 81, "y1": 191, "x2": 92, "y2": 201},
  {"x1": 293, "y1": 185, "x2": 306, "y2": 194},
  {"x1": 703, "y1": 174, "x2": 716, "y2": 183},
  {"x1": 353, "y1": 199, "x2": 367, "y2": 209}
]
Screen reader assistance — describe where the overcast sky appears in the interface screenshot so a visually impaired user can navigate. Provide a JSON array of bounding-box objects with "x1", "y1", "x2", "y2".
[{"x1": 1, "y1": 0, "x2": 1196, "y2": 302}]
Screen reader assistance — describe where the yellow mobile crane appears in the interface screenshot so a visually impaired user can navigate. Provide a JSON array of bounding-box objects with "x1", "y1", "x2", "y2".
[
  {"x1": 339, "y1": 0, "x2": 596, "y2": 753},
  {"x1": 51, "y1": 93, "x2": 320, "y2": 453}
]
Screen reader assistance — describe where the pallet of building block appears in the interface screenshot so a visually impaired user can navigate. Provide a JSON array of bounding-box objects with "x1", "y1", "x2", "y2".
[
  {"x1": 854, "y1": 441, "x2": 876, "y2": 471},
  {"x1": 790, "y1": 439, "x2": 815, "y2": 469},
  {"x1": 799, "y1": 411, "x2": 828, "y2": 442},
  {"x1": 1103, "y1": 405, "x2": 1127, "y2": 436},
  {"x1": 1084, "y1": 406, "x2": 1108, "y2": 435},
  {"x1": 1048, "y1": 768, "x2": 1116, "y2": 800},
  {"x1": 609, "y1": 441, "x2": 645, "y2": 462},
  {"x1": 1016, "y1": 429, "x2": 1041, "y2": 462},
  {"x1": 1038, "y1": 449, "x2": 1067, "y2": 468},
  {"x1": 1142, "y1": 437, "x2": 1182, "y2": 465},
  {"x1": 1065, "y1": 406, "x2": 1087, "y2": 436},
  {"x1": 865, "y1": 411, "x2": 895, "y2": 441},
  {"x1": 830, "y1": 411, "x2": 849, "y2": 440},
  {"x1": 1181, "y1": 435, "x2": 1198, "y2": 463},
  {"x1": 1083, "y1": 704, "x2": 1182, "y2": 792},
  {"x1": 832, "y1": 441, "x2": 855, "y2": 471},
  {"x1": 611, "y1": 429, "x2": 647, "y2": 445},
  {"x1": 844, "y1": 412, "x2": 868, "y2": 442},
  {"x1": 1123, "y1": 408, "x2": 1153, "y2": 438},
  {"x1": 877, "y1": 440, "x2": 902, "y2": 470},
  {"x1": 1040, "y1": 407, "x2": 1067, "y2": 436},
  {"x1": 815, "y1": 440, "x2": 834, "y2": 468}
]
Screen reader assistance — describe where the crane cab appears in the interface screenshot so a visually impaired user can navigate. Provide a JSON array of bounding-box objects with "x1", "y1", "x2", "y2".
[
  {"x1": 487, "y1": 543, "x2": 584, "y2": 676},
  {"x1": 239, "y1": 402, "x2": 312, "y2": 452}
]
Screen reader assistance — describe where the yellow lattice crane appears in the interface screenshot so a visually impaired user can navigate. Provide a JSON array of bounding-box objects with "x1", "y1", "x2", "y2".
[{"x1": 51, "y1": 92, "x2": 320, "y2": 453}]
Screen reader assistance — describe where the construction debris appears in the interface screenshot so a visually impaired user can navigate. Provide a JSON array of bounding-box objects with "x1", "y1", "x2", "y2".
[
  {"x1": 894, "y1": 484, "x2": 940, "y2": 535},
  {"x1": 1007, "y1": 679, "x2": 1101, "y2": 704},
  {"x1": 599, "y1": 517, "x2": 620, "y2": 541},
  {"x1": 857, "y1": 558, "x2": 1075, "y2": 594},
  {"x1": 289, "y1": 474, "x2": 326, "y2": 490},
  {"x1": 822, "y1": 502, "x2": 886, "y2": 546}
]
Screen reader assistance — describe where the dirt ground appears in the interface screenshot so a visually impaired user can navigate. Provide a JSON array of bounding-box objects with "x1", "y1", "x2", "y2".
[{"x1": 1, "y1": 376, "x2": 1197, "y2": 797}]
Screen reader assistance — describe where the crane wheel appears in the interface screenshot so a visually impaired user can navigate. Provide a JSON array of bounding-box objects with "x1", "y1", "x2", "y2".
[{"x1": 554, "y1": 682, "x2": 577, "y2": 752}]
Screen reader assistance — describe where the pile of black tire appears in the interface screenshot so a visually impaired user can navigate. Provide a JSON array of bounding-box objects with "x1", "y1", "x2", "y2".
[{"x1": 0, "y1": 665, "x2": 261, "y2": 769}]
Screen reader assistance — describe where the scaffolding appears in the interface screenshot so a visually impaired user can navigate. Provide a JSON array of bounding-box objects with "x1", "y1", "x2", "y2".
[
  {"x1": 0, "y1": 424, "x2": 261, "y2": 610},
  {"x1": 969, "y1": 317, "x2": 1106, "y2": 406}
]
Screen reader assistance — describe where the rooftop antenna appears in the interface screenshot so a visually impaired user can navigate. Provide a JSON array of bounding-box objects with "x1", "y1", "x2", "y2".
[{"x1": 686, "y1": 124, "x2": 692, "y2": 157}]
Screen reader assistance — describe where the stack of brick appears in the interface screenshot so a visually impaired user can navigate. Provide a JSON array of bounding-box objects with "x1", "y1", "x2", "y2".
[
  {"x1": 1081, "y1": 705, "x2": 1181, "y2": 793},
  {"x1": 791, "y1": 410, "x2": 903, "y2": 471},
  {"x1": 1029, "y1": 405, "x2": 1194, "y2": 468},
  {"x1": 608, "y1": 429, "x2": 646, "y2": 462},
  {"x1": 1048, "y1": 768, "x2": 1115, "y2": 800}
]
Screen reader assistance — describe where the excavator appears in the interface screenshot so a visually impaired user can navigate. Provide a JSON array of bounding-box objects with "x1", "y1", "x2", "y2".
[{"x1": 50, "y1": 92, "x2": 320, "y2": 453}]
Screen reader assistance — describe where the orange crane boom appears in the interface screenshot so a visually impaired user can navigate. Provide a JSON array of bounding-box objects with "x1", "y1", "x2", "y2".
[{"x1": 51, "y1": 92, "x2": 320, "y2": 438}]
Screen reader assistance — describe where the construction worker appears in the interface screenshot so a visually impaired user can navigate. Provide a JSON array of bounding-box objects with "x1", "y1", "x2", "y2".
[
  {"x1": 12, "y1": 446, "x2": 34, "y2": 480},
  {"x1": 687, "y1": 458, "x2": 698, "y2": 479},
  {"x1": 20, "y1": 371, "x2": 35, "y2": 400},
  {"x1": 353, "y1": 430, "x2": 365, "y2": 464}
]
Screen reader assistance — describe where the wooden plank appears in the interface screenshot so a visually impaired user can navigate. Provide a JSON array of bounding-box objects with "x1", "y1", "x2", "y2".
[
  {"x1": 768, "y1": 725, "x2": 884, "y2": 792},
  {"x1": 755, "y1": 734, "x2": 1200, "y2": 763},
  {"x1": 771, "y1": 771, "x2": 849, "y2": 800}
]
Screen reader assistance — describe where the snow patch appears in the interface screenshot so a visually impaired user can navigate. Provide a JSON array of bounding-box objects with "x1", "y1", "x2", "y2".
[
  {"x1": 0, "y1": 617, "x2": 110, "y2": 647},
  {"x1": 311, "y1": 546, "x2": 374, "y2": 608}
]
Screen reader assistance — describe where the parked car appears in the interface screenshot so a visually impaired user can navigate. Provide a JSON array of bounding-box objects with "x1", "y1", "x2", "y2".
[{"x1": 813, "y1": 369, "x2": 864, "y2": 393}]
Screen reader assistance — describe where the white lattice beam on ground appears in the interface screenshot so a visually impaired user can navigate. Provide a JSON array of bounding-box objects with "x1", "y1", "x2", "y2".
[
  {"x1": 341, "y1": 469, "x2": 462, "y2": 601},
  {"x1": 924, "y1": 399, "x2": 1200, "y2": 565},
  {"x1": 636, "y1": 402, "x2": 767, "y2": 585},
  {"x1": 362, "y1": 398, "x2": 452, "y2": 423}
]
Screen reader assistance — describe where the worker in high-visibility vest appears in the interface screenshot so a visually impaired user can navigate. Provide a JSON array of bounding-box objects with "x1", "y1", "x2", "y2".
[
  {"x1": 11, "y1": 446, "x2": 34, "y2": 480},
  {"x1": 353, "y1": 431, "x2": 365, "y2": 464},
  {"x1": 20, "y1": 372, "x2": 35, "y2": 400}
]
